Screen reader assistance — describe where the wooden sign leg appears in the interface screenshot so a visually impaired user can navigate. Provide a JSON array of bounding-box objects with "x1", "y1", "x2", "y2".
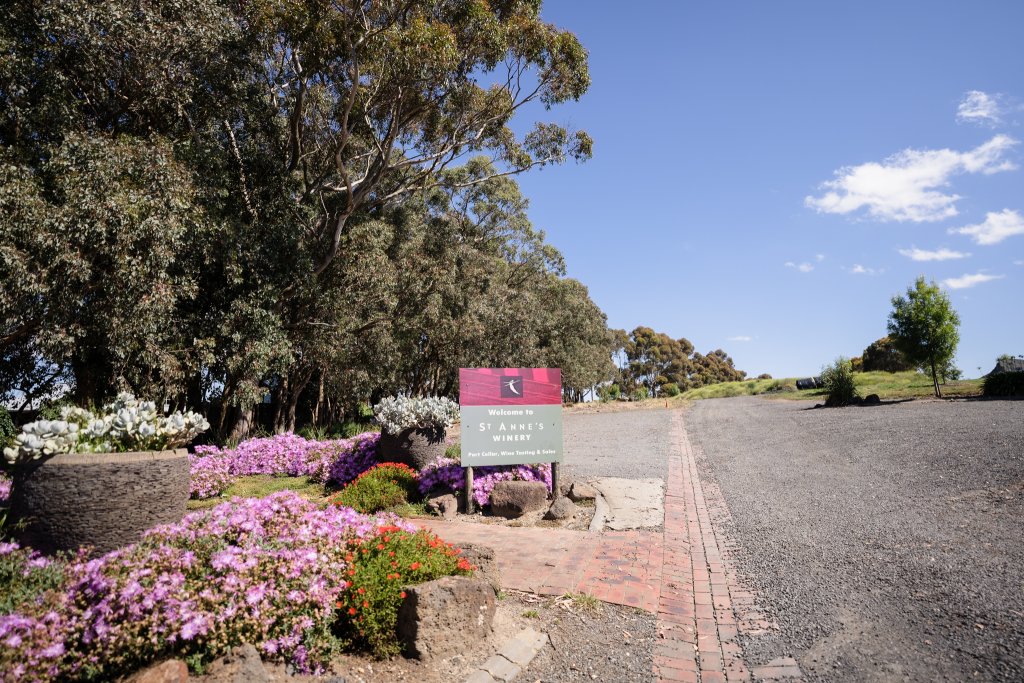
[
  {"x1": 551, "y1": 461, "x2": 560, "y2": 499},
  {"x1": 464, "y1": 466, "x2": 474, "y2": 514}
]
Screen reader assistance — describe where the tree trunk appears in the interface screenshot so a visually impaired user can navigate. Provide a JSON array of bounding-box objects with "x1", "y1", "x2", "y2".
[
  {"x1": 227, "y1": 405, "x2": 254, "y2": 443},
  {"x1": 930, "y1": 357, "x2": 941, "y2": 398},
  {"x1": 271, "y1": 375, "x2": 289, "y2": 434},
  {"x1": 71, "y1": 347, "x2": 112, "y2": 407},
  {"x1": 284, "y1": 376, "x2": 310, "y2": 433},
  {"x1": 311, "y1": 372, "x2": 325, "y2": 427}
]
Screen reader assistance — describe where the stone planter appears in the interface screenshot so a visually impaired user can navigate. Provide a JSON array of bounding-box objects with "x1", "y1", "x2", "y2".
[
  {"x1": 378, "y1": 426, "x2": 446, "y2": 470},
  {"x1": 10, "y1": 448, "x2": 190, "y2": 555}
]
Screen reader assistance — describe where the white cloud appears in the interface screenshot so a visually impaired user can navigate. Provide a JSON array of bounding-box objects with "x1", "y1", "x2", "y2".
[
  {"x1": 942, "y1": 272, "x2": 1005, "y2": 289},
  {"x1": 785, "y1": 261, "x2": 814, "y2": 273},
  {"x1": 897, "y1": 246, "x2": 970, "y2": 261},
  {"x1": 950, "y1": 209, "x2": 1024, "y2": 245},
  {"x1": 815, "y1": 253, "x2": 825, "y2": 262},
  {"x1": 956, "y1": 90, "x2": 1005, "y2": 127},
  {"x1": 848, "y1": 264, "x2": 880, "y2": 275},
  {"x1": 727, "y1": 335, "x2": 753, "y2": 342},
  {"x1": 1016, "y1": 260, "x2": 1024, "y2": 266},
  {"x1": 805, "y1": 135, "x2": 1018, "y2": 222}
]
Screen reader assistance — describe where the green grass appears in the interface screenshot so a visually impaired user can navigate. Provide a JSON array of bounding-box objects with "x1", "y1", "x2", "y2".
[
  {"x1": 186, "y1": 475, "x2": 329, "y2": 511},
  {"x1": 562, "y1": 591, "x2": 602, "y2": 612},
  {"x1": 681, "y1": 371, "x2": 983, "y2": 403},
  {"x1": 681, "y1": 377, "x2": 798, "y2": 400}
]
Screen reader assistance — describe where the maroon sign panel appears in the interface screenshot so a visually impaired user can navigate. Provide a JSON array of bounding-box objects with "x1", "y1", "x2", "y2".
[{"x1": 459, "y1": 368, "x2": 562, "y2": 406}]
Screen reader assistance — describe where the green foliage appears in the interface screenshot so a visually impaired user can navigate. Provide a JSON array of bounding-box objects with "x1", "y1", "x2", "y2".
[
  {"x1": 983, "y1": 372, "x2": 1024, "y2": 397},
  {"x1": 860, "y1": 336, "x2": 913, "y2": 372},
  {"x1": 0, "y1": 408, "x2": 14, "y2": 447},
  {"x1": 0, "y1": 0, "x2": 598, "y2": 438},
  {"x1": 336, "y1": 528, "x2": 474, "y2": 658},
  {"x1": 821, "y1": 357, "x2": 859, "y2": 407},
  {"x1": 660, "y1": 383, "x2": 681, "y2": 397},
  {"x1": 597, "y1": 384, "x2": 621, "y2": 402},
  {"x1": 622, "y1": 327, "x2": 747, "y2": 397},
  {"x1": 329, "y1": 463, "x2": 420, "y2": 514},
  {"x1": 444, "y1": 442, "x2": 461, "y2": 460},
  {"x1": 37, "y1": 399, "x2": 75, "y2": 421},
  {"x1": 887, "y1": 278, "x2": 961, "y2": 398},
  {"x1": 0, "y1": 547, "x2": 68, "y2": 616}
]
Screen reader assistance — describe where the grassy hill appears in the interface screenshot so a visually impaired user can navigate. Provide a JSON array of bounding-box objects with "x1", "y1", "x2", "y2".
[{"x1": 681, "y1": 371, "x2": 984, "y2": 402}]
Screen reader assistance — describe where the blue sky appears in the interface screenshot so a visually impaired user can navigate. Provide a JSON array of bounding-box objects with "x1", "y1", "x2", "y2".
[{"x1": 511, "y1": 1, "x2": 1024, "y2": 378}]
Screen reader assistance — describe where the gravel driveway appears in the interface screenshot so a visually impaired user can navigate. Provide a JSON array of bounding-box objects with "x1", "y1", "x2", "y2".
[
  {"x1": 562, "y1": 409, "x2": 674, "y2": 481},
  {"x1": 687, "y1": 396, "x2": 1024, "y2": 682}
]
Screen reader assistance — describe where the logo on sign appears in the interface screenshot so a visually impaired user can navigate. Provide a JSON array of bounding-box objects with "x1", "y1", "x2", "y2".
[{"x1": 499, "y1": 376, "x2": 524, "y2": 398}]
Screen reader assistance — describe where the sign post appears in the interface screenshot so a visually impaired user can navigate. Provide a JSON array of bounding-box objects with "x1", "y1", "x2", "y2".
[{"x1": 459, "y1": 368, "x2": 563, "y2": 512}]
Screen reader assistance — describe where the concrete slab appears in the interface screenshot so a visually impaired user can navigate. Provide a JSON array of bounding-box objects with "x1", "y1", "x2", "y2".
[{"x1": 591, "y1": 477, "x2": 664, "y2": 530}]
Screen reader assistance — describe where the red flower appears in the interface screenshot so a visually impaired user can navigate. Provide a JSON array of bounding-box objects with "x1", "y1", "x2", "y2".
[
  {"x1": 377, "y1": 544, "x2": 385, "y2": 550},
  {"x1": 400, "y1": 591, "x2": 407, "y2": 599},
  {"x1": 410, "y1": 561, "x2": 421, "y2": 570},
  {"x1": 362, "y1": 600, "x2": 369, "y2": 608},
  {"x1": 348, "y1": 607, "x2": 357, "y2": 616},
  {"x1": 357, "y1": 587, "x2": 366, "y2": 594}
]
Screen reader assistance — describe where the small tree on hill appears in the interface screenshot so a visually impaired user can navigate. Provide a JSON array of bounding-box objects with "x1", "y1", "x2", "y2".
[{"x1": 887, "y1": 278, "x2": 960, "y2": 398}]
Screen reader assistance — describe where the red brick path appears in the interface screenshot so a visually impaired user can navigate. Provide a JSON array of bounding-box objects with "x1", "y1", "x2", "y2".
[
  {"x1": 418, "y1": 521, "x2": 664, "y2": 613},
  {"x1": 419, "y1": 409, "x2": 802, "y2": 682}
]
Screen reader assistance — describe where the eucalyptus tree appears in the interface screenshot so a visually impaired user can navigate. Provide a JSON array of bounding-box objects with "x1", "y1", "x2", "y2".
[{"x1": 1, "y1": 0, "x2": 594, "y2": 432}]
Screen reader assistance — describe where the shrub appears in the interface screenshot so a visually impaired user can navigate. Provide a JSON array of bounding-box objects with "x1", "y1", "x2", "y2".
[
  {"x1": 0, "y1": 492, "x2": 418, "y2": 680},
  {"x1": 756, "y1": 373, "x2": 772, "y2": 380},
  {"x1": 861, "y1": 336, "x2": 913, "y2": 372},
  {"x1": 372, "y1": 396, "x2": 459, "y2": 434},
  {"x1": 328, "y1": 463, "x2": 419, "y2": 513},
  {"x1": 983, "y1": 371, "x2": 1024, "y2": 397},
  {"x1": 821, "y1": 357, "x2": 859, "y2": 407},
  {"x1": 597, "y1": 384, "x2": 620, "y2": 402},
  {"x1": 336, "y1": 527, "x2": 474, "y2": 658},
  {"x1": 0, "y1": 408, "x2": 15, "y2": 448},
  {"x1": 417, "y1": 458, "x2": 551, "y2": 507},
  {"x1": 331, "y1": 420, "x2": 379, "y2": 439},
  {"x1": 660, "y1": 383, "x2": 681, "y2": 397}
]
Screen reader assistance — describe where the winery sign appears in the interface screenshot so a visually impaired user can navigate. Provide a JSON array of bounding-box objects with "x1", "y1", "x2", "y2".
[{"x1": 459, "y1": 368, "x2": 563, "y2": 467}]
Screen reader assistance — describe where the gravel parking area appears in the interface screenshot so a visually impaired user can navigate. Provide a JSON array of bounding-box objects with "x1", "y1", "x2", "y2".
[
  {"x1": 687, "y1": 396, "x2": 1024, "y2": 682},
  {"x1": 563, "y1": 409, "x2": 674, "y2": 481}
]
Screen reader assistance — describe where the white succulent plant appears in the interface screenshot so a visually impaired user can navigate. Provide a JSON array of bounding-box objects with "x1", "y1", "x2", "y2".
[
  {"x1": 2, "y1": 394, "x2": 210, "y2": 465},
  {"x1": 373, "y1": 396, "x2": 460, "y2": 434}
]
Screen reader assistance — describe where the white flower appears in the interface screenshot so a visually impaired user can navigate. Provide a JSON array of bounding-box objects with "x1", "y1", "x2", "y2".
[
  {"x1": 373, "y1": 396, "x2": 460, "y2": 433},
  {"x1": 4, "y1": 393, "x2": 208, "y2": 465}
]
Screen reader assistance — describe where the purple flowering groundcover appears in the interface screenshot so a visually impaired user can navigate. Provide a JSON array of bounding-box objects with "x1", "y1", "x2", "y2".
[
  {"x1": 0, "y1": 491, "x2": 415, "y2": 682},
  {"x1": 189, "y1": 432, "x2": 380, "y2": 499},
  {"x1": 417, "y1": 457, "x2": 552, "y2": 506}
]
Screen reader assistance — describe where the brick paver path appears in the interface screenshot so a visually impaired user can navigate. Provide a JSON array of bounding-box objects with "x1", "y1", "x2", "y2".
[
  {"x1": 419, "y1": 409, "x2": 803, "y2": 682},
  {"x1": 417, "y1": 522, "x2": 664, "y2": 613}
]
